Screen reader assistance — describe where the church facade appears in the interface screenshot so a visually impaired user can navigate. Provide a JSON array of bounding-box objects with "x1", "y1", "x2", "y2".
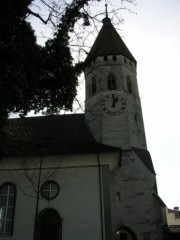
[{"x1": 0, "y1": 16, "x2": 166, "y2": 240}]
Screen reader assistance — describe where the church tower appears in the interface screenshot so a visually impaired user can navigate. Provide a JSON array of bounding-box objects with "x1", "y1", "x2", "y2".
[
  {"x1": 85, "y1": 16, "x2": 147, "y2": 150},
  {"x1": 84, "y1": 14, "x2": 166, "y2": 240}
]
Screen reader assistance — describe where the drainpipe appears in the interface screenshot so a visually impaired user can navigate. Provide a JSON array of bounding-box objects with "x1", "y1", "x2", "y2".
[
  {"x1": 33, "y1": 129, "x2": 44, "y2": 240},
  {"x1": 97, "y1": 152, "x2": 104, "y2": 240},
  {"x1": 33, "y1": 153, "x2": 43, "y2": 240}
]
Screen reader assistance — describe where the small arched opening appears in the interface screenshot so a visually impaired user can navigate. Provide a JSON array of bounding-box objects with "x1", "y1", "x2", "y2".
[
  {"x1": 36, "y1": 208, "x2": 62, "y2": 240},
  {"x1": 91, "y1": 77, "x2": 97, "y2": 95},
  {"x1": 127, "y1": 76, "x2": 132, "y2": 94},
  {"x1": 104, "y1": 56, "x2": 108, "y2": 61},
  {"x1": 108, "y1": 74, "x2": 116, "y2": 90},
  {"x1": 114, "y1": 226, "x2": 136, "y2": 240},
  {"x1": 113, "y1": 55, "x2": 117, "y2": 61}
]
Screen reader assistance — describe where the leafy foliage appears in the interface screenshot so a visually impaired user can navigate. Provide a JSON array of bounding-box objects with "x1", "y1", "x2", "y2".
[
  {"x1": 0, "y1": 0, "x2": 94, "y2": 154},
  {"x1": 0, "y1": 0, "x2": 94, "y2": 120},
  {"x1": 0, "y1": 0, "x2": 39, "y2": 154},
  {"x1": 0, "y1": 0, "x2": 41, "y2": 118}
]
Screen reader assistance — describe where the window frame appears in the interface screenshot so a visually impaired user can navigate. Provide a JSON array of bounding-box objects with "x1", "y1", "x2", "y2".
[
  {"x1": 0, "y1": 182, "x2": 16, "y2": 236},
  {"x1": 108, "y1": 74, "x2": 116, "y2": 90},
  {"x1": 41, "y1": 181, "x2": 60, "y2": 200}
]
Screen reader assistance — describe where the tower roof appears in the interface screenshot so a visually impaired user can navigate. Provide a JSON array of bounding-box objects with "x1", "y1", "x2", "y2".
[{"x1": 86, "y1": 17, "x2": 136, "y2": 63}]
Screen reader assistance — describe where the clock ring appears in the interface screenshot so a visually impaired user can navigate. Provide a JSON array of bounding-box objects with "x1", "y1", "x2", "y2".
[{"x1": 102, "y1": 94, "x2": 126, "y2": 115}]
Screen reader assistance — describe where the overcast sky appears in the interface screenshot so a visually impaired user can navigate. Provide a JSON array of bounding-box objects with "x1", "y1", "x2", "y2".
[
  {"x1": 29, "y1": 0, "x2": 180, "y2": 209},
  {"x1": 119, "y1": 0, "x2": 180, "y2": 209}
]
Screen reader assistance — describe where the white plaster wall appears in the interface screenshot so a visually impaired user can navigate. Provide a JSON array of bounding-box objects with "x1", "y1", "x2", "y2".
[
  {"x1": 0, "y1": 167, "x2": 101, "y2": 240},
  {"x1": 0, "y1": 153, "x2": 119, "y2": 240}
]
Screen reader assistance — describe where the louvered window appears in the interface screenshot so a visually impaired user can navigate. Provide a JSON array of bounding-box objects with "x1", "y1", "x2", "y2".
[{"x1": 108, "y1": 74, "x2": 116, "y2": 90}]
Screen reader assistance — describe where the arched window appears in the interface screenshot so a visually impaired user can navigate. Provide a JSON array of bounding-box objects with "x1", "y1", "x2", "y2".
[
  {"x1": 115, "y1": 227, "x2": 136, "y2": 240},
  {"x1": 0, "y1": 183, "x2": 16, "y2": 236},
  {"x1": 92, "y1": 77, "x2": 96, "y2": 95},
  {"x1": 108, "y1": 74, "x2": 116, "y2": 90},
  {"x1": 127, "y1": 76, "x2": 132, "y2": 93}
]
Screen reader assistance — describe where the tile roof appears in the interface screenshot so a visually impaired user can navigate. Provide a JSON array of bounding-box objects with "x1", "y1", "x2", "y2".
[
  {"x1": 4, "y1": 114, "x2": 156, "y2": 177},
  {"x1": 4, "y1": 114, "x2": 119, "y2": 157},
  {"x1": 86, "y1": 17, "x2": 136, "y2": 64}
]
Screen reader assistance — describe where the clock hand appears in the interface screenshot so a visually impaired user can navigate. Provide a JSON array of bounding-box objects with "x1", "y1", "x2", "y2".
[{"x1": 111, "y1": 94, "x2": 119, "y2": 108}]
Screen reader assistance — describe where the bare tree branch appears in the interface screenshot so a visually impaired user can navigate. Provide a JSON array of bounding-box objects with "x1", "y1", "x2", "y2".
[
  {"x1": 27, "y1": 8, "x2": 52, "y2": 24},
  {"x1": 74, "y1": 97, "x2": 85, "y2": 113}
]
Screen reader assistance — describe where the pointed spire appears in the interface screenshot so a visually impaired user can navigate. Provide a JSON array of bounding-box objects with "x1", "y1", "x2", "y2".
[
  {"x1": 86, "y1": 10, "x2": 136, "y2": 64},
  {"x1": 105, "y1": 3, "x2": 108, "y2": 18},
  {"x1": 103, "y1": 3, "x2": 111, "y2": 26}
]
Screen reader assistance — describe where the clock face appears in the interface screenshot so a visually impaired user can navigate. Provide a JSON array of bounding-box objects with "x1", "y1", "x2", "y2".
[{"x1": 102, "y1": 94, "x2": 126, "y2": 115}]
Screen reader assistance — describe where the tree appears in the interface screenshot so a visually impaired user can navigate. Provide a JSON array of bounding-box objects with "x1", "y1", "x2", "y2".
[
  {"x1": 0, "y1": 0, "x2": 41, "y2": 154},
  {"x1": 0, "y1": 0, "x2": 81, "y2": 120},
  {"x1": 0, "y1": 0, "x2": 136, "y2": 154},
  {"x1": 0, "y1": 0, "x2": 89, "y2": 154}
]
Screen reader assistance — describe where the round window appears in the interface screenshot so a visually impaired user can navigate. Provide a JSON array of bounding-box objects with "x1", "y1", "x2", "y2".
[{"x1": 41, "y1": 181, "x2": 59, "y2": 200}]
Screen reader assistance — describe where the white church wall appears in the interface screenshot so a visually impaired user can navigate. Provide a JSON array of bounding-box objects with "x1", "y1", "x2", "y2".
[{"x1": 0, "y1": 152, "x2": 118, "y2": 240}]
